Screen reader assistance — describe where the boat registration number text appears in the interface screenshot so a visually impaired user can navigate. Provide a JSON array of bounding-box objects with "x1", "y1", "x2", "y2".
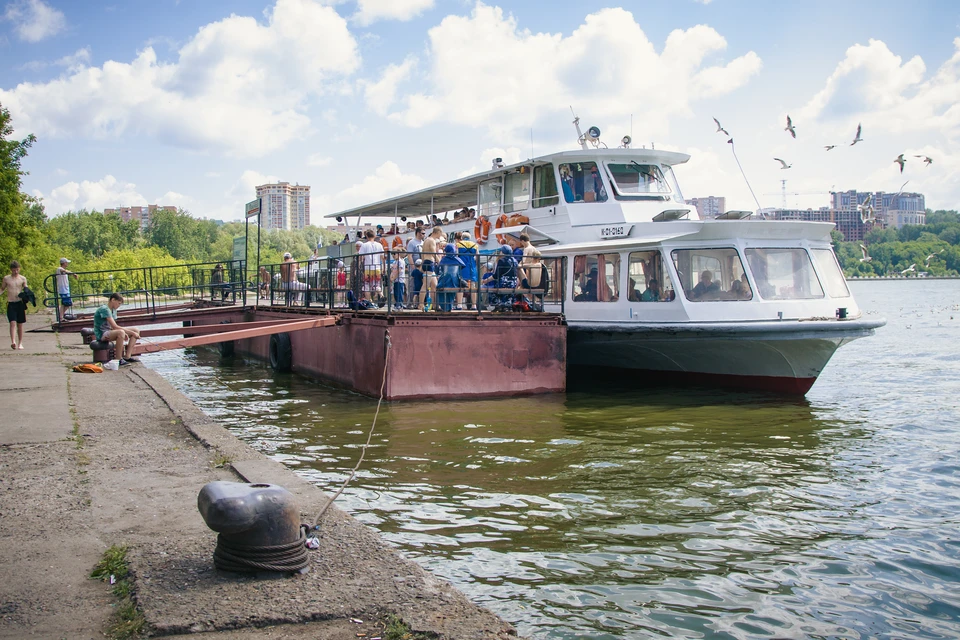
[{"x1": 600, "y1": 224, "x2": 632, "y2": 239}]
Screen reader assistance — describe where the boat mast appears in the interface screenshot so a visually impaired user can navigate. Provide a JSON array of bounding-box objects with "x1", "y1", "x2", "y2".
[{"x1": 571, "y1": 106, "x2": 588, "y2": 150}]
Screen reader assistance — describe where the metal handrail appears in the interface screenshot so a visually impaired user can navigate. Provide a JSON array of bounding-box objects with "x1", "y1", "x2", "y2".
[
  {"x1": 257, "y1": 251, "x2": 566, "y2": 315},
  {"x1": 43, "y1": 260, "x2": 246, "y2": 323}
]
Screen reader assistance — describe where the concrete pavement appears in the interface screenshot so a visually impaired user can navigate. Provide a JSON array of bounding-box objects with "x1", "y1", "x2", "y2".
[{"x1": 0, "y1": 311, "x2": 518, "y2": 639}]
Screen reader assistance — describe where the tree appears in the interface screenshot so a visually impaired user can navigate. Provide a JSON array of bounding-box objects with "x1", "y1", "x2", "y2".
[{"x1": 0, "y1": 102, "x2": 38, "y2": 270}]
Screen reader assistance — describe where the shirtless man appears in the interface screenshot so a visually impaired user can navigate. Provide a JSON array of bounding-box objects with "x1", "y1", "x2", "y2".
[
  {"x1": 419, "y1": 226, "x2": 442, "y2": 310},
  {"x1": 2, "y1": 260, "x2": 28, "y2": 350},
  {"x1": 94, "y1": 293, "x2": 141, "y2": 365}
]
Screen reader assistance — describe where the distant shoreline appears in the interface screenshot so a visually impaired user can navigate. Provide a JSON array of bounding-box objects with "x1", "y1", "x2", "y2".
[{"x1": 848, "y1": 276, "x2": 960, "y2": 281}]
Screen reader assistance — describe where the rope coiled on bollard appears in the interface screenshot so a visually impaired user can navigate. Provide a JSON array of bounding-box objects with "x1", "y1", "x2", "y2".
[{"x1": 213, "y1": 525, "x2": 310, "y2": 573}]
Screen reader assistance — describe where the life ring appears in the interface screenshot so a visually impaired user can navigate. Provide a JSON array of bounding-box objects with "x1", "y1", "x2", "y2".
[
  {"x1": 508, "y1": 214, "x2": 530, "y2": 227},
  {"x1": 494, "y1": 214, "x2": 510, "y2": 244},
  {"x1": 474, "y1": 217, "x2": 491, "y2": 245},
  {"x1": 392, "y1": 236, "x2": 404, "y2": 250},
  {"x1": 378, "y1": 238, "x2": 389, "y2": 251}
]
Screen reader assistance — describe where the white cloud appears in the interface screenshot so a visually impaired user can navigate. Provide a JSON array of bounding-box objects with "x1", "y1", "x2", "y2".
[
  {"x1": 20, "y1": 47, "x2": 90, "y2": 72},
  {"x1": 230, "y1": 170, "x2": 280, "y2": 200},
  {"x1": 36, "y1": 175, "x2": 148, "y2": 215},
  {"x1": 3, "y1": 0, "x2": 65, "y2": 42},
  {"x1": 798, "y1": 38, "x2": 960, "y2": 140},
  {"x1": 457, "y1": 145, "x2": 523, "y2": 177},
  {"x1": 0, "y1": 0, "x2": 360, "y2": 156},
  {"x1": 360, "y1": 56, "x2": 415, "y2": 115},
  {"x1": 353, "y1": 0, "x2": 434, "y2": 26},
  {"x1": 306, "y1": 153, "x2": 333, "y2": 167},
  {"x1": 322, "y1": 161, "x2": 429, "y2": 215},
  {"x1": 389, "y1": 4, "x2": 762, "y2": 137}
]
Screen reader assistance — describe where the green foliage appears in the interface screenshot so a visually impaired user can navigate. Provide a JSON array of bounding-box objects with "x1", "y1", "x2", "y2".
[
  {"x1": 837, "y1": 210, "x2": 960, "y2": 277},
  {"x1": 45, "y1": 210, "x2": 141, "y2": 257},
  {"x1": 0, "y1": 103, "x2": 40, "y2": 272},
  {"x1": 91, "y1": 545, "x2": 145, "y2": 639}
]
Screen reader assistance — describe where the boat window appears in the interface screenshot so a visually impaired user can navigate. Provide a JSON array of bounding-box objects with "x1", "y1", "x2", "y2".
[
  {"x1": 745, "y1": 248, "x2": 824, "y2": 300},
  {"x1": 660, "y1": 164, "x2": 686, "y2": 204},
  {"x1": 671, "y1": 248, "x2": 753, "y2": 301},
  {"x1": 811, "y1": 248, "x2": 850, "y2": 298},
  {"x1": 478, "y1": 179, "x2": 502, "y2": 218},
  {"x1": 606, "y1": 163, "x2": 670, "y2": 198},
  {"x1": 503, "y1": 169, "x2": 531, "y2": 214},
  {"x1": 559, "y1": 162, "x2": 608, "y2": 204},
  {"x1": 533, "y1": 164, "x2": 559, "y2": 208},
  {"x1": 627, "y1": 251, "x2": 676, "y2": 302},
  {"x1": 572, "y1": 253, "x2": 619, "y2": 302}
]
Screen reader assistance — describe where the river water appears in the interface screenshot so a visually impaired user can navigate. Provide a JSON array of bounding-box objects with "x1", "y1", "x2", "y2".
[{"x1": 147, "y1": 280, "x2": 960, "y2": 639}]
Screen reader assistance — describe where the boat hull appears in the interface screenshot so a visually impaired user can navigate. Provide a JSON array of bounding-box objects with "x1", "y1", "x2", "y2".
[{"x1": 566, "y1": 318, "x2": 883, "y2": 394}]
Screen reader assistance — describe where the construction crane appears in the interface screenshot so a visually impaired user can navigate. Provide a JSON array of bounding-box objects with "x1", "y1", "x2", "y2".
[{"x1": 763, "y1": 179, "x2": 831, "y2": 209}]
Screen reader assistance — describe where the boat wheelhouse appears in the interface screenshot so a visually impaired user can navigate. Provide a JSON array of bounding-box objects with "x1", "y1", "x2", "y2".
[{"x1": 326, "y1": 144, "x2": 883, "y2": 394}]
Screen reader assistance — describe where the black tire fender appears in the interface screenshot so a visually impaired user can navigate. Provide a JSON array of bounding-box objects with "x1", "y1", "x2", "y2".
[
  {"x1": 219, "y1": 320, "x2": 235, "y2": 357},
  {"x1": 269, "y1": 332, "x2": 292, "y2": 372}
]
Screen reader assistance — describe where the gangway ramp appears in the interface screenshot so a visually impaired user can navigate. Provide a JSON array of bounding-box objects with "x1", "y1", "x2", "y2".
[{"x1": 133, "y1": 316, "x2": 339, "y2": 355}]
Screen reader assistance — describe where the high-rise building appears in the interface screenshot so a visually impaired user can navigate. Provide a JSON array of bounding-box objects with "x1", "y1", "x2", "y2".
[
  {"x1": 255, "y1": 182, "x2": 311, "y2": 230},
  {"x1": 767, "y1": 207, "x2": 868, "y2": 242},
  {"x1": 685, "y1": 196, "x2": 726, "y2": 219},
  {"x1": 830, "y1": 190, "x2": 925, "y2": 229},
  {"x1": 103, "y1": 204, "x2": 177, "y2": 232}
]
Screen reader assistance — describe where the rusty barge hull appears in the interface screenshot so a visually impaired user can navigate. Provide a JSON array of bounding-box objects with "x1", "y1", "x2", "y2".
[{"x1": 193, "y1": 309, "x2": 566, "y2": 400}]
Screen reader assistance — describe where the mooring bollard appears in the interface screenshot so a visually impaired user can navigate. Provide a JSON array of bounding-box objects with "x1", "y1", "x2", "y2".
[
  {"x1": 197, "y1": 481, "x2": 310, "y2": 574},
  {"x1": 80, "y1": 327, "x2": 95, "y2": 344}
]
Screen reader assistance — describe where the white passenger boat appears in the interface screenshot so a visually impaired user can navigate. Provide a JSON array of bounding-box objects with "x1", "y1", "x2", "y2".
[{"x1": 327, "y1": 127, "x2": 884, "y2": 394}]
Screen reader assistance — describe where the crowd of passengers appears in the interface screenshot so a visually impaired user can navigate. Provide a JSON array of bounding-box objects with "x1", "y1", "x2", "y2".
[
  {"x1": 265, "y1": 224, "x2": 548, "y2": 312},
  {"x1": 335, "y1": 208, "x2": 478, "y2": 246}
]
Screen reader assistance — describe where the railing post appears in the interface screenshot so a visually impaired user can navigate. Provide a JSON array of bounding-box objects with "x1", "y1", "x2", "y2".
[{"x1": 385, "y1": 249, "x2": 393, "y2": 314}]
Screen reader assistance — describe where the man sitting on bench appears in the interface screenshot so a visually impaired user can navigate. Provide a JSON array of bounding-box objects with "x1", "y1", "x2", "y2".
[{"x1": 94, "y1": 293, "x2": 141, "y2": 366}]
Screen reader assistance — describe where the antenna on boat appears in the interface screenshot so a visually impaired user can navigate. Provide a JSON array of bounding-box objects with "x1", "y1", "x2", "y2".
[{"x1": 570, "y1": 106, "x2": 588, "y2": 150}]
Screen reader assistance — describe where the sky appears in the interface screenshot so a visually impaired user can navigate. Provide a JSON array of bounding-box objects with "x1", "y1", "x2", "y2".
[{"x1": 1, "y1": 0, "x2": 959, "y2": 224}]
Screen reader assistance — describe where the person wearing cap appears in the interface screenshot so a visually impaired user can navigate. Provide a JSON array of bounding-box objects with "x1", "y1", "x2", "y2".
[
  {"x1": 436, "y1": 243, "x2": 465, "y2": 311},
  {"x1": 409, "y1": 258, "x2": 424, "y2": 305},
  {"x1": 492, "y1": 245, "x2": 519, "y2": 309},
  {"x1": 55, "y1": 257, "x2": 79, "y2": 319},
  {"x1": 456, "y1": 231, "x2": 479, "y2": 310}
]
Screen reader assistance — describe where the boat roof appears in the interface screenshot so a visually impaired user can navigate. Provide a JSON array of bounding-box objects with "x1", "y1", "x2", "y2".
[{"x1": 326, "y1": 148, "x2": 692, "y2": 220}]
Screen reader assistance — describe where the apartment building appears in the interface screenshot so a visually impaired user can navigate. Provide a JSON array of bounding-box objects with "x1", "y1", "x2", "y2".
[
  {"x1": 255, "y1": 182, "x2": 311, "y2": 231},
  {"x1": 103, "y1": 204, "x2": 177, "y2": 232},
  {"x1": 831, "y1": 190, "x2": 925, "y2": 229},
  {"x1": 685, "y1": 196, "x2": 726, "y2": 219}
]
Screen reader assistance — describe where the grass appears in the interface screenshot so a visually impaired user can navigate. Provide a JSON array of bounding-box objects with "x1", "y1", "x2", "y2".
[
  {"x1": 212, "y1": 452, "x2": 232, "y2": 468},
  {"x1": 91, "y1": 545, "x2": 146, "y2": 639},
  {"x1": 382, "y1": 615, "x2": 432, "y2": 640}
]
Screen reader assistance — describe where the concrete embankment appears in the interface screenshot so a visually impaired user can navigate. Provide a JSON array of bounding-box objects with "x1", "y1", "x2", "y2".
[{"x1": 0, "y1": 311, "x2": 519, "y2": 639}]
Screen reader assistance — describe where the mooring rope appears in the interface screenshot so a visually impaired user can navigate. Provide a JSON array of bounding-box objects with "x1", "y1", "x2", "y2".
[
  {"x1": 213, "y1": 524, "x2": 311, "y2": 573},
  {"x1": 309, "y1": 330, "x2": 392, "y2": 530}
]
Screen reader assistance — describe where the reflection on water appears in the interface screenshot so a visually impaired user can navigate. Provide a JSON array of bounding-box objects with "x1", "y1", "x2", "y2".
[{"x1": 148, "y1": 280, "x2": 960, "y2": 639}]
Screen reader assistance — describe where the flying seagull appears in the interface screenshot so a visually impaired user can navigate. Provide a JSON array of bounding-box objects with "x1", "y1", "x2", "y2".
[
  {"x1": 895, "y1": 180, "x2": 909, "y2": 196},
  {"x1": 784, "y1": 115, "x2": 796, "y2": 139},
  {"x1": 774, "y1": 158, "x2": 792, "y2": 169},
  {"x1": 713, "y1": 117, "x2": 729, "y2": 136},
  {"x1": 859, "y1": 244, "x2": 872, "y2": 263},
  {"x1": 925, "y1": 249, "x2": 945, "y2": 265},
  {"x1": 894, "y1": 154, "x2": 906, "y2": 173},
  {"x1": 850, "y1": 123, "x2": 863, "y2": 146},
  {"x1": 914, "y1": 155, "x2": 933, "y2": 166},
  {"x1": 900, "y1": 263, "x2": 916, "y2": 275},
  {"x1": 824, "y1": 145, "x2": 836, "y2": 151}
]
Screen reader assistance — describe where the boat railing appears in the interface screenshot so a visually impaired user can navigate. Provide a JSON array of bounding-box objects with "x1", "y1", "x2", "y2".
[
  {"x1": 43, "y1": 260, "x2": 247, "y2": 324},
  {"x1": 258, "y1": 251, "x2": 566, "y2": 315}
]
